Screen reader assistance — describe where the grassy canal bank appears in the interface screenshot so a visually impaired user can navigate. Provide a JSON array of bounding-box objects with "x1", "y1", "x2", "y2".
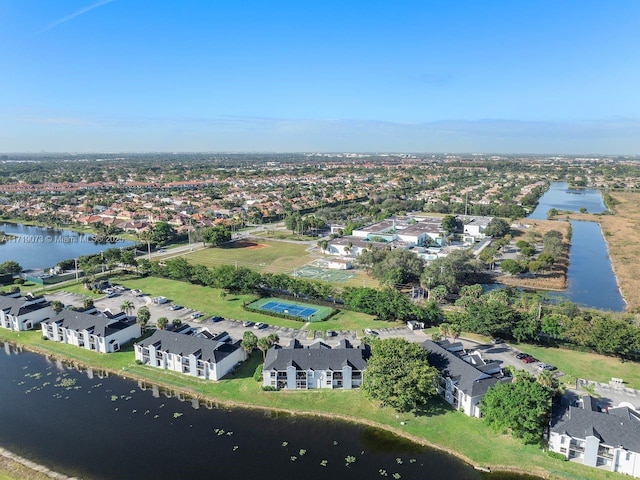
[{"x1": 0, "y1": 329, "x2": 626, "y2": 480}]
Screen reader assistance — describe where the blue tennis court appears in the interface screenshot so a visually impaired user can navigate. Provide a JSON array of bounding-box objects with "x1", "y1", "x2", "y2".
[{"x1": 258, "y1": 301, "x2": 318, "y2": 319}]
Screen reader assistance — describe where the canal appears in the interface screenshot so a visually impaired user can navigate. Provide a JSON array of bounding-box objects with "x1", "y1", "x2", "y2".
[{"x1": 529, "y1": 182, "x2": 624, "y2": 311}]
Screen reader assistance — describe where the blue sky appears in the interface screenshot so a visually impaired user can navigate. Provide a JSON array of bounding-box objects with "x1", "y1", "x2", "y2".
[{"x1": 1, "y1": 0, "x2": 639, "y2": 153}]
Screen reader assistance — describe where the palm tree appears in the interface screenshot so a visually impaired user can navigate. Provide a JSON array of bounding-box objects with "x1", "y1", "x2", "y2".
[
  {"x1": 257, "y1": 336, "x2": 272, "y2": 361},
  {"x1": 136, "y1": 306, "x2": 150, "y2": 332},
  {"x1": 439, "y1": 322, "x2": 451, "y2": 341},
  {"x1": 120, "y1": 300, "x2": 135, "y2": 316},
  {"x1": 156, "y1": 317, "x2": 169, "y2": 330},
  {"x1": 50, "y1": 300, "x2": 64, "y2": 313},
  {"x1": 449, "y1": 323, "x2": 461, "y2": 342},
  {"x1": 83, "y1": 297, "x2": 94, "y2": 310},
  {"x1": 137, "y1": 229, "x2": 152, "y2": 261},
  {"x1": 257, "y1": 333, "x2": 280, "y2": 360}
]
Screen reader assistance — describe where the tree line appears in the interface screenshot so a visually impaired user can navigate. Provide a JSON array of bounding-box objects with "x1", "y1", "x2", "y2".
[{"x1": 144, "y1": 256, "x2": 444, "y2": 324}]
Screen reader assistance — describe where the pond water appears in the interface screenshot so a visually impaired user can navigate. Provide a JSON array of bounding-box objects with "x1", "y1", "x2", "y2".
[
  {"x1": 528, "y1": 182, "x2": 606, "y2": 219},
  {"x1": 0, "y1": 223, "x2": 135, "y2": 270},
  {"x1": 527, "y1": 182, "x2": 624, "y2": 311},
  {"x1": 0, "y1": 344, "x2": 537, "y2": 480}
]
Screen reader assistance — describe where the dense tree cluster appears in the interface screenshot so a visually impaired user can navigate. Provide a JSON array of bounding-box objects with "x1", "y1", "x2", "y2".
[
  {"x1": 0, "y1": 261, "x2": 22, "y2": 274},
  {"x1": 421, "y1": 250, "x2": 484, "y2": 293},
  {"x1": 451, "y1": 288, "x2": 640, "y2": 360},
  {"x1": 355, "y1": 248, "x2": 424, "y2": 286},
  {"x1": 362, "y1": 338, "x2": 439, "y2": 413},
  {"x1": 481, "y1": 372, "x2": 552, "y2": 444}
]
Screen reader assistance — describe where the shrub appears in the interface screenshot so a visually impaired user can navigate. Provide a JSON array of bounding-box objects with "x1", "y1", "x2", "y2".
[
  {"x1": 547, "y1": 451, "x2": 566, "y2": 461},
  {"x1": 261, "y1": 385, "x2": 276, "y2": 391},
  {"x1": 253, "y1": 364, "x2": 264, "y2": 382}
]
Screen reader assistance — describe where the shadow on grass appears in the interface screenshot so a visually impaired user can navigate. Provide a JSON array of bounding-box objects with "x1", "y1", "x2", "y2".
[
  {"x1": 414, "y1": 396, "x2": 454, "y2": 417},
  {"x1": 224, "y1": 350, "x2": 262, "y2": 381}
]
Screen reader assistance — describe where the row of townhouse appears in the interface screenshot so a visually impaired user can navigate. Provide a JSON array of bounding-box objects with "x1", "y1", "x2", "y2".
[
  {"x1": 134, "y1": 327, "x2": 246, "y2": 381},
  {"x1": 0, "y1": 292, "x2": 245, "y2": 382},
  {"x1": 41, "y1": 307, "x2": 141, "y2": 353},
  {"x1": 0, "y1": 292, "x2": 53, "y2": 331},
  {"x1": 549, "y1": 395, "x2": 640, "y2": 478},
  {"x1": 421, "y1": 339, "x2": 511, "y2": 418},
  {"x1": 262, "y1": 339, "x2": 369, "y2": 390}
]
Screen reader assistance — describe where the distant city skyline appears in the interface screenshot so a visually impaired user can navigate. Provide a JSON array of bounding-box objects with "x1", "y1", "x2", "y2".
[{"x1": 1, "y1": 1, "x2": 639, "y2": 154}]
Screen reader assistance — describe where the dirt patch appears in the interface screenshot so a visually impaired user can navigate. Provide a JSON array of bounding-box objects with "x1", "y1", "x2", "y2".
[{"x1": 224, "y1": 240, "x2": 269, "y2": 250}]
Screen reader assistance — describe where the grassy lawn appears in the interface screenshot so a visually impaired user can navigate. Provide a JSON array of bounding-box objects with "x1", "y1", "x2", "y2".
[
  {"x1": 310, "y1": 310, "x2": 401, "y2": 333},
  {"x1": 184, "y1": 239, "x2": 312, "y2": 274},
  {"x1": 515, "y1": 342, "x2": 640, "y2": 390},
  {"x1": 0, "y1": 329, "x2": 624, "y2": 480},
  {"x1": 100, "y1": 274, "x2": 386, "y2": 332}
]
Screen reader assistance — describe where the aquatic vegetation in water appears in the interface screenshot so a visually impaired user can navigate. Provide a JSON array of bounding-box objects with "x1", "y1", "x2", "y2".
[
  {"x1": 299, "y1": 449, "x2": 306, "y2": 456},
  {"x1": 290, "y1": 456, "x2": 297, "y2": 462},
  {"x1": 233, "y1": 446, "x2": 238, "y2": 451},
  {"x1": 345, "y1": 455, "x2": 356, "y2": 467},
  {"x1": 282, "y1": 441, "x2": 288, "y2": 447},
  {"x1": 409, "y1": 459, "x2": 416, "y2": 463},
  {"x1": 173, "y1": 412, "x2": 183, "y2": 418},
  {"x1": 379, "y1": 469, "x2": 388, "y2": 476},
  {"x1": 392, "y1": 474, "x2": 401, "y2": 479},
  {"x1": 333, "y1": 441, "x2": 338, "y2": 446},
  {"x1": 395, "y1": 458, "x2": 403, "y2": 464},
  {"x1": 111, "y1": 395, "x2": 118, "y2": 401},
  {"x1": 320, "y1": 460, "x2": 328, "y2": 467}
]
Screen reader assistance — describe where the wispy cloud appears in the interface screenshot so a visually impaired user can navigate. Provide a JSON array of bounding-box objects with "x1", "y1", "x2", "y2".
[{"x1": 37, "y1": 0, "x2": 115, "y2": 34}]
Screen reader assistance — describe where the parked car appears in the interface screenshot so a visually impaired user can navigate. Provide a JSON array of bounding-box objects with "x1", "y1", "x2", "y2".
[
  {"x1": 254, "y1": 322, "x2": 267, "y2": 330},
  {"x1": 209, "y1": 316, "x2": 223, "y2": 323},
  {"x1": 515, "y1": 352, "x2": 528, "y2": 360},
  {"x1": 169, "y1": 304, "x2": 183, "y2": 311},
  {"x1": 326, "y1": 330, "x2": 337, "y2": 337},
  {"x1": 364, "y1": 328, "x2": 379, "y2": 336},
  {"x1": 190, "y1": 312, "x2": 203, "y2": 319},
  {"x1": 522, "y1": 356, "x2": 538, "y2": 364},
  {"x1": 242, "y1": 320, "x2": 254, "y2": 327},
  {"x1": 538, "y1": 363, "x2": 557, "y2": 371},
  {"x1": 490, "y1": 337, "x2": 503, "y2": 344}
]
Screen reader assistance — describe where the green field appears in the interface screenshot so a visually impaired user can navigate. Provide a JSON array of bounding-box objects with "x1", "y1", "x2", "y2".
[
  {"x1": 0, "y1": 329, "x2": 624, "y2": 480},
  {"x1": 517, "y1": 342, "x2": 640, "y2": 390},
  {"x1": 184, "y1": 239, "x2": 312, "y2": 274}
]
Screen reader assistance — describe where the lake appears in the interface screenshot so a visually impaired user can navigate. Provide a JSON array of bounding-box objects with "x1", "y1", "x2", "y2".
[
  {"x1": 528, "y1": 182, "x2": 624, "y2": 311},
  {"x1": 0, "y1": 344, "x2": 537, "y2": 480},
  {"x1": 528, "y1": 182, "x2": 606, "y2": 219},
  {"x1": 0, "y1": 223, "x2": 135, "y2": 270}
]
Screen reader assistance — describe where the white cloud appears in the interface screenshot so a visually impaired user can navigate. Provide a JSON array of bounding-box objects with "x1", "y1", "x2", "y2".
[{"x1": 37, "y1": 0, "x2": 115, "y2": 34}]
